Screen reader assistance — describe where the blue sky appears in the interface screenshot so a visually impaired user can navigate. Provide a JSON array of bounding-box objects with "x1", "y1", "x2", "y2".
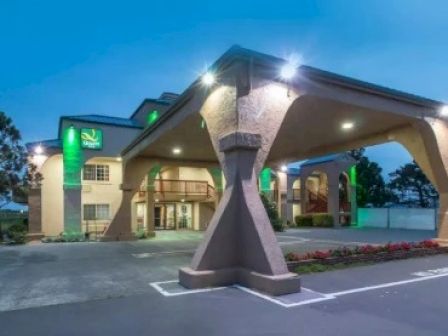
[{"x1": 1, "y1": 0, "x2": 447, "y2": 178}]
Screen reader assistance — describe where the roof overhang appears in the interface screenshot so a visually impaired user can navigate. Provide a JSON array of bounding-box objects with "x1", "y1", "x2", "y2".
[{"x1": 121, "y1": 46, "x2": 445, "y2": 166}]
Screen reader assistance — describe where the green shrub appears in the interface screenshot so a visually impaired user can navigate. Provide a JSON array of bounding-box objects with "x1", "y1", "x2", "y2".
[
  {"x1": 312, "y1": 213, "x2": 334, "y2": 227},
  {"x1": 135, "y1": 230, "x2": 148, "y2": 239},
  {"x1": 295, "y1": 214, "x2": 313, "y2": 227},
  {"x1": 286, "y1": 220, "x2": 295, "y2": 228},
  {"x1": 6, "y1": 224, "x2": 27, "y2": 244},
  {"x1": 61, "y1": 231, "x2": 85, "y2": 242},
  {"x1": 260, "y1": 193, "x2": 284, "y2": 232},
  {"x1": 271, "y1": 219, "x2": 284, "y2": 232}
]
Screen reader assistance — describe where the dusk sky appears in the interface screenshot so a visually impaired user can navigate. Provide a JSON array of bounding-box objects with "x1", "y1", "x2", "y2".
[{"x1": 1, "y1": 0, "x2": 447, "y2": 177}]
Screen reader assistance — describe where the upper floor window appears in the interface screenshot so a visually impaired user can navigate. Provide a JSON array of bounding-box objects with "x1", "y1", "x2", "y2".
[{"x1": 83, "y1": 164, "x2": 110, "y2": 181}]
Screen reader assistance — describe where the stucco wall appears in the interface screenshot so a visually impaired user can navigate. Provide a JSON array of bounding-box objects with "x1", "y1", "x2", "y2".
[
  {"x1": 179, "y1": 167, "x2": 214, "y2": 186},
  {"x1": 292, "y1": 204, "x2": 301, "y2": 219},
  {"x1": 198, "y1": 202, "x2": 215, "y2": 230},
  {"x1": 41, "y1": 155, "x2": 64, "y2": 236},
  {"x1": 81, "y1": 158, "x2": 123, "y2": 232}
]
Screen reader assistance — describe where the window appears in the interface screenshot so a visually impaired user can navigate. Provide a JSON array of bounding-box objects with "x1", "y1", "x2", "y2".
[
  {"x1": 83, "y1": 204, "x2": 110, "y2": 220},
  {"x1": 83, "y1": 164, "x2": 109, "y2": 181}
]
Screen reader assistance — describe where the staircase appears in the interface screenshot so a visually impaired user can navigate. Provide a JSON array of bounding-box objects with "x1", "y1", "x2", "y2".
[{"x1": 306, "y1": 189, "x2": 328, "y2": 213}]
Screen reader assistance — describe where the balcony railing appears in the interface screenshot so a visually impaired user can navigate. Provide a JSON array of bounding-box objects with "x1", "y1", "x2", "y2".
[{"x1": 140, "y1": 179, "x2": 215, "y2": 199}]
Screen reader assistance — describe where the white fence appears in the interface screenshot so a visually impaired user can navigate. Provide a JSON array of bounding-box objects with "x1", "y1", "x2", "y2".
[{"x1": 357, "y1": 208, "x2": 437, "y2": 230}]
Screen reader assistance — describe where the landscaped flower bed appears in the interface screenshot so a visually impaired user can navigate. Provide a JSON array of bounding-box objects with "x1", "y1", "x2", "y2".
[{"x1": 285, "y1": 240, "x2": 448, "y2": 272}]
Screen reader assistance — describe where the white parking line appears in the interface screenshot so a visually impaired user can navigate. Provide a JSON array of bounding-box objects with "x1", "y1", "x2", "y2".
[
  {"x1": 278, "y1": 235, "x2": 310, "y2": 239},
  {"x1": 278, "y1": 240, "x2": 309, "y2": 246},
  {"x1": 150, "y1": 271, "x2": 448, "y2": 308},
  {"x1": 132, "y1": 250, "x2": 194, "y2": 258},
  {"x1": 331, "y1": 272, "x2": 448, "y2": 297},
  {"x1": 149, "y1": 280, "x2": 228, "y2": 296},
  {"x1": 412, "y1": 267, "x2": 448, "y2": 277},
  {"x1": 234, "y1": 286, "x2": 335, "y2": 308}
]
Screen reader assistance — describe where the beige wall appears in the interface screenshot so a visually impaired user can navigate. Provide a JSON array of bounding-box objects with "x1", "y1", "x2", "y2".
[
  {"x1": 179, "y1": 167, "x2": 214, "y2": 186},
  {"x1": 81, "y1": 158, "x2": 123, "y2": 233},
  {"x1": 192, "y1": 202, "x2": 215, "y2": 230},
  {"x1": 198, "y1": 202, "x2": 215, "y2": 230},
  {"x1": 40, "y1": 155, "x2": 64, "y2": 236},
  {"x1": 292, "y1": 204, "x2": 301, "y2": 219}
]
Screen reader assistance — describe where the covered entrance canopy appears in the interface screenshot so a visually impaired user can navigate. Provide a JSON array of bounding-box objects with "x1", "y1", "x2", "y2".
[{"x1": 105, "y1": 46, "x2": 447, "y2": 295}]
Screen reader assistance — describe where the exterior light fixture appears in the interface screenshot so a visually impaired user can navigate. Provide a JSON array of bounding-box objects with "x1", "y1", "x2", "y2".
[
  {"x1": 202, "y1": 72, "x2": 215, "y2": 86},
  {"x1": 155, "y1": 199, "x2": 159, "y2": 203},
  {"x1": 172, "y1": 147, "x2": 182, "y2": 155},
  {"x1": 281, "y1": 165, "x2": 288, "y2": 172},
  {"x1": 280, "y1": 63, "x2": 297, "y2": 80},
  {"x1": 440, "y1": 105, "x2": 448, "y2": 117},
  {"x1": 341, "y1": 121, "x2": 354, "y2": 130},
  {"x1": 67, "y1": 125, "x2": 76, "y2": 143},
  {"x1": 116, "y1": 157, "x2": 122, "y2": 162},
  {"x1": 181, "y1": 199, "x2": 185, "y2": 203},
  {"x1": 34, "y1": 145, "x2": 44, "y2": 155},
  {"x1": 280, "y1": 54, "x2": 302, "y2": 81}
]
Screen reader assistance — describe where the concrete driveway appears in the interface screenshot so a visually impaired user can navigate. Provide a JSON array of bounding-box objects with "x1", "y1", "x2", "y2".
[{"x1": 1, "y1": 227, "x2": 446, "y2": 336}]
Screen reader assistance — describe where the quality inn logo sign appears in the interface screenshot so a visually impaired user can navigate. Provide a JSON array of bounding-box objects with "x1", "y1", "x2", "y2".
[{"x1": 81, "y1": 128, "x2": 103, "y2": 150}]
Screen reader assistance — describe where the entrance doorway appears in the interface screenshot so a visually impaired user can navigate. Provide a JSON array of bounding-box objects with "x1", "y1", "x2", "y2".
[
  {"x1": 154, "y1": 206, "x2": 161, "y2": 228},
  {"x1": 154, "y1": 203, "x2": 193, "y2": 230}
]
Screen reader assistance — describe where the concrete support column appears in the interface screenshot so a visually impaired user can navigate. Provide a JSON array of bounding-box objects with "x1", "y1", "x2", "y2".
[
  {"x1": 285, "y1": 175, "x2": 295, "y2": 223},
  {"x1": 103, "y1": 158, "x2": 158, "y2": 241},
  {"x1": 327, "y1": 172, "x2": 340, "y2": 227},
  {"x1": 179, "y1": 132, "x2": 300, "y2": 296},
  {"x1": 63, "y1": 186, "x2": 82, "y2": 232},
  {"x1": 276, "y1": 173, "x2": 287, "y2": 223},
  {"x1": 349, "y1": 182, "x2": 357, "y2": 226},
  {"x1": 300, "y1": 175, "x2": 307, "y2": 214},
  {"x1": 146, "y1": 190, "x2": 155, "y2": 236},
  {"x1": 102, "y1": 185, "x2": 137, "y2": 241},
  {"x1": 438, "y1": 193, "x2": 448, "y2": 240},
  {"x1": 27, "y1": 188, "x2": 44, "y2": 240}
]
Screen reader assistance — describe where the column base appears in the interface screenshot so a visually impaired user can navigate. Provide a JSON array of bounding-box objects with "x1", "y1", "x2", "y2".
[
  {"x1": 179, "y1": 267, "x2": 301, "y2": 296},
  {"x1": 100, "y1": 232, "x2": 138, "y2": 242},
  {"x1": 435, "y1": 238, "x2": 448, "y2": 247}
]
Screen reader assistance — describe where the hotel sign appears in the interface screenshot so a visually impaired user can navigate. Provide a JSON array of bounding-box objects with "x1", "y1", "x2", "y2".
[{"x1": 81, "y1": 128, "x2": 103, "y2": 150}]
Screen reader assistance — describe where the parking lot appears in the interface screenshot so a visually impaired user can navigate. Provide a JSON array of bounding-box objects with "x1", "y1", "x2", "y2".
[{"x1": 1, "y1": 227, "x2": 447, "y2": 336}]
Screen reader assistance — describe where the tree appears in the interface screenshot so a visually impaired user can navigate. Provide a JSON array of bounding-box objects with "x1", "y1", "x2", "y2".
[
  {"x1": 0, "y1": 111, "x2": 40, "y2": 208},
  {"x1": 388, "y1": 161, "x2": 438, "y2": 208},
  {"x1": 348, "y1": 148, "x2": 392, "y2": 207}
]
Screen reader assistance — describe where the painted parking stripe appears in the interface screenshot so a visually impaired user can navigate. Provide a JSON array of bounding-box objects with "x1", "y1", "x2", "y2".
[
  {"x1": 234, "y1": 286, "x2": 335, "y2": 308},
  {"x1": 150, "y1": 271, "x2": 448, "y2": 308},
  {"x1": 412, "y1": 267, "x2": 448, "y2": 277},
  {"x1": 150, "y1": 280, "x2": 228, "y2": 297},
  {"x1": 330, "y1": 272, "x2": 448, "y2": 297},
  {"x1": 132, "y1": 250, "x2": 194, "y2": 258}
]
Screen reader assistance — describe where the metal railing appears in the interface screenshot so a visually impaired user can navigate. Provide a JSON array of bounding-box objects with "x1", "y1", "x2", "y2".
[
  {"x1": 141, "y1": 179, "x2": 215, "y2": 199},
  {"x1": 83, "y1": 220, "x2": 109, "y2": 240}
]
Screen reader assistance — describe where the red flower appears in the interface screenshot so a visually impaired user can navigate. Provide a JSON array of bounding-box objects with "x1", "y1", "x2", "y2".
[
  {"x1": 312, "y1": 250, "x2": 331, "y2": 260},
  {"x1": 400, "y1": 242, "x2": 411, "y2": 251},
  {"x1": 419, "y1": 240, "x2": 439, "y2": 249},
  {"x1": 360, "y1": 244, "x2": 378, "y2": 254}
]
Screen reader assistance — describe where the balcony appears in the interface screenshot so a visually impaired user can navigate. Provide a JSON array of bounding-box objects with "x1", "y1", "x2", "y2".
[{"x1": 139, "y1": 179, "x2": 215, "y2": 201}]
